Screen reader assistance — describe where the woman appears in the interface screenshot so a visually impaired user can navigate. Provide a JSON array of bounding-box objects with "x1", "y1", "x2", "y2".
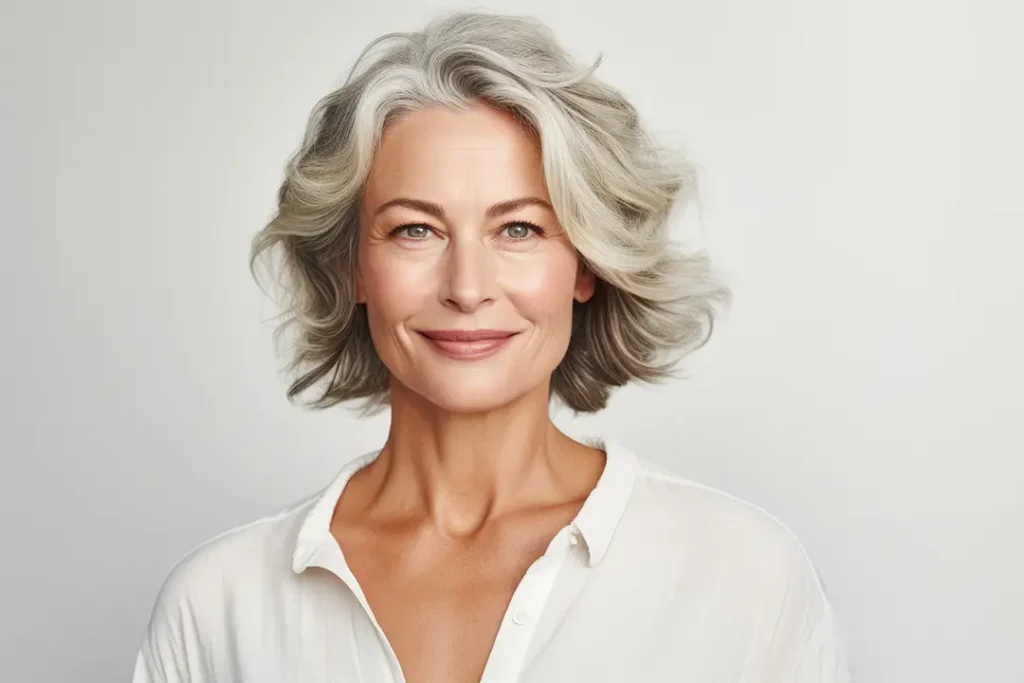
[{"x1": 134, "y1": 10, "x2": 850, "y2": 683}]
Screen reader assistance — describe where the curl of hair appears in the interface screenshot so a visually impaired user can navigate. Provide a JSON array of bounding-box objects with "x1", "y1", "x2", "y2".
[{"x1": 249, "y1": 9, "x2": 732, "y2": 416}]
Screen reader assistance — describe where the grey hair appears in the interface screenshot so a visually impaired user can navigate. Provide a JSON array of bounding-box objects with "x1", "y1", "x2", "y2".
[{"x1": 249, "y1": 9, "x2": 732, "y2": 416}]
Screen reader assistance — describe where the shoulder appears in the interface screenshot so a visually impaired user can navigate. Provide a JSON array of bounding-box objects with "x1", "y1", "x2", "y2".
[
  {"x1": 144, "y1": 491, "x2": 318, "y2": 623},
  {"x1": 626, "y1": 454, "x2": 830, "y2": 601},
  {"x1": 610, "y1": 450, "x2": 850, "y2": 679},
  {"x1": 133, "y1": 493, "x2": 320, "y2": 681}
]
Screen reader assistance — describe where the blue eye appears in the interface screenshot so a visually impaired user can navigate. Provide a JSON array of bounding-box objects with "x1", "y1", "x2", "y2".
[
  {"x1": 392, "y1": 224, "x2": 432, "y2": 239},
  {"x1": 503, "y1": 222, "x2": 543, "y2": 240},
  {"x1": 390, "y1": 221, "x2": 544, "y2": 241}
]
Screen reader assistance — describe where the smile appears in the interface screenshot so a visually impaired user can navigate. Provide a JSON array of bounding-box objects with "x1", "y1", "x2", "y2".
[{"x1": 417, "y1": 329, "x2": 519, "y2": 360}]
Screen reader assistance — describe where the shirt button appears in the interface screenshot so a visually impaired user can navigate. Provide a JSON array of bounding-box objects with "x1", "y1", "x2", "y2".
[
  {"x1": 512, "y1": 611, "x2": 529, "y2": 625},
  {"x1": 569, "y1": 533, "x2": 580, "y2": 546}
]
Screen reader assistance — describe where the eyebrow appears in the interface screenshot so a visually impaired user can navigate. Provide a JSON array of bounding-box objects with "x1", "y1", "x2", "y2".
[{"x1": 372, "y1": 196, "x2": 554, "y2": 221}]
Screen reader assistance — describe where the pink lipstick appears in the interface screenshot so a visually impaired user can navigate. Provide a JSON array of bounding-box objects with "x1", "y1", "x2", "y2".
[{"x1": 418, "y1": 329, "x2": 518, "y2": 360}]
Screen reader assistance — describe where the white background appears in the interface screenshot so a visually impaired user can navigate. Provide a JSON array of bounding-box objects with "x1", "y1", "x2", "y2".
[{"x1": 2, "y1": 1, "x2": 1021, "y2": 681}]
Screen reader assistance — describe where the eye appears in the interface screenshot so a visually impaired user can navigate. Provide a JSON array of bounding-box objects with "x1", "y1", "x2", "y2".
[
  {"x1": 390, "y1": 223, "x2": 434, "y2": 240},
  {"x1": 502, "y1": 221, "x2": 544, "y2": 240}
]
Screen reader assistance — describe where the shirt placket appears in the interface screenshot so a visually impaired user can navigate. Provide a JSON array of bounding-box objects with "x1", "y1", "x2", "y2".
[{"x1": 476, "y1": 525, "x2": 583, "y2": 683}]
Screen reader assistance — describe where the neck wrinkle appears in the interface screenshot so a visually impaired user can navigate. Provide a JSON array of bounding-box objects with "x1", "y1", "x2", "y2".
[{"x1": 366, "y1": 379, "x2": 580, "y2": 537}]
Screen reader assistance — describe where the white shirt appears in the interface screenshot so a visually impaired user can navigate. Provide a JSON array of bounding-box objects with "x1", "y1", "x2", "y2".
[{"x1": 132, "y1": 437, "x2": 851, "y2": 682}]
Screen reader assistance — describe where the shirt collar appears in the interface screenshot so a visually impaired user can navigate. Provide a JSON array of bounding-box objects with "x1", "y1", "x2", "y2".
[
  {"x1": 292, "y1": 448, "x2": 381, "y2": 574},
  {"x1": 292, "y1": 436, "x2": 638, "y2": 574},
  {"x1": 571, "y1": 436, "x2": 638, "y2": 566}
]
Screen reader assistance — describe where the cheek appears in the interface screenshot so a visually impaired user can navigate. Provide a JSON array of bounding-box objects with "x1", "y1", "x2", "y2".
[
  {"x1": 502, "y1": 252, "x2": 579, "y2": 320},
  {"x1": 361, "y1": 252, "x2": 431, "y2": 325}
]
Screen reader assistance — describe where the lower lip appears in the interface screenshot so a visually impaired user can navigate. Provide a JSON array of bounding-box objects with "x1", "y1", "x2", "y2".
[{"x1": 419, "y1": 334, "x2": 516, "y2": 360}]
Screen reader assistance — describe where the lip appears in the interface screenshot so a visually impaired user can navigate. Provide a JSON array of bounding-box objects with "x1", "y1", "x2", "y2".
[{"x1": 417, "y1": 329, "x2": 519, "y2": 360}]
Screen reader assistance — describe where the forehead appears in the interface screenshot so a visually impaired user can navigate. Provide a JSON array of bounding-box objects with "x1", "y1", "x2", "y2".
[{"x1": 363, "y1": 102, "x2": 549, "y2": 205}]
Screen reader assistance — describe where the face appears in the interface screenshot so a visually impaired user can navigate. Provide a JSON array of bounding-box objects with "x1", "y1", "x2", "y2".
[{"x1": 356, "y1": 101, "x2": 595, "y2": 413}]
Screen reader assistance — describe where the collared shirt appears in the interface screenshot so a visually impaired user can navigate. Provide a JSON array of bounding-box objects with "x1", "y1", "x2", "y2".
[{"x1": 132, "y1": 437, "x2": 851, "y2": 682}]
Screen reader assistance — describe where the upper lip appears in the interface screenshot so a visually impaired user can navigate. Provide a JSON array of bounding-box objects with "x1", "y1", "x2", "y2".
[{"x1": 418, "y1": 329, "x2": 519, "y2": 342}]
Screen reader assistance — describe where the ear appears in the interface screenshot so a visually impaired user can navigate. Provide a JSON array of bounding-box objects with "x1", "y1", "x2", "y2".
[{"x1": 573, "y1": 261, "x2": 596, "y2": 303}]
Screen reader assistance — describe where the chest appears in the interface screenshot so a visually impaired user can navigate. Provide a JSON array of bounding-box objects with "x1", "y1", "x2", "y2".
[
  {"x1": 333, "y1": 518, "x2": 569, "y2": 683},
  {"x1": 206, "y1": 535, "x2": 775, "y2": 683},
  {"x1": 361, "y1": 559, "x2": 524, "y2": 683}
]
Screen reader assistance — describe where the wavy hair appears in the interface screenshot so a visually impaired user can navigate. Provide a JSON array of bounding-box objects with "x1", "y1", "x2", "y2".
[{"x1": 249, "y1": 9, "x2": 732, "y2": 415}]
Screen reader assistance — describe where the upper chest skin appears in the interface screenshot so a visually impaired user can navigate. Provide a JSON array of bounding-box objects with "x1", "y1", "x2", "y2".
[{"x1": 330, "y1": 501, "x2": 582, "y2": 683}]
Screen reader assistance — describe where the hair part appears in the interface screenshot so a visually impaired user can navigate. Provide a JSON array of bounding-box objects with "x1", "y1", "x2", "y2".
[{"x1": 250, "y1": 9, "x2": 732, "y2": 416}]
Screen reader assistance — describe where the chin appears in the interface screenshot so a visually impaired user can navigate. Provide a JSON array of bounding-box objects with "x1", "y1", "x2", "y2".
[{"x1": 412, "y1": 371, "x2": 531, "y2": 414}]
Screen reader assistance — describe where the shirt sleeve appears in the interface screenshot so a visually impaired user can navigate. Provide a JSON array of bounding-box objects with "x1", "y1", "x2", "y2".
[
  {"x1": 130, "y1": 573, "x2": 197, "y2": 683},
  {"x1": 132, "y1": 647, "x2": 168, "y2": 683},
  {"x1": 789, "y1": 602, "x2": 852, "y2": 683},
  {"x1": 749, "y1": 527, "x2": 853, "y2": 682}
]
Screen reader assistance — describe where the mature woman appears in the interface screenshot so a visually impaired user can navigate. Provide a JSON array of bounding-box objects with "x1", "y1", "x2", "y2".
[{"x1": 134, "y1": 10, "x2": 850, "y2": 683}]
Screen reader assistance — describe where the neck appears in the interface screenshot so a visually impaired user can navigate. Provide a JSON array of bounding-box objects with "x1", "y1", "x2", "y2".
[{"x1": 356, "y1": 379, "x2": 599, "y2": 538}]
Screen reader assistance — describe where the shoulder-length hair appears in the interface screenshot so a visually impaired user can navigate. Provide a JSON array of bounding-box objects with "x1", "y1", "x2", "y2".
[{"x1": 250, "y1": 9, "x2": 732, "y2": 416}]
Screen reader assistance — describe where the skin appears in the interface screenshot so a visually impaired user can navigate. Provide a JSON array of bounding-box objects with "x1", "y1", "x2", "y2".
[{"x1": 330, "y1": 100, "x2": 606, "y2": 683}]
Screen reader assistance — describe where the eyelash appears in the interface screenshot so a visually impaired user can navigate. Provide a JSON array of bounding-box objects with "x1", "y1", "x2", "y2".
[{"x1": 389, "y1": 221, "x2": 546, "y2": 241}]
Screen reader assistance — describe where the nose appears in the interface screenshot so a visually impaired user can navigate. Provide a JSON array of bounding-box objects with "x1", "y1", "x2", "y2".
[{"x1": 439, "y1": 236, "x2": 496, "y2": 313}]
